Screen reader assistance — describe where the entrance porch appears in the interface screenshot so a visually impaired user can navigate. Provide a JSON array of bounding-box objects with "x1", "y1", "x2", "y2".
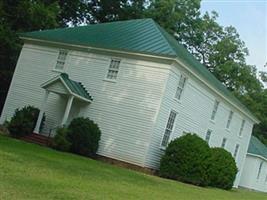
[{"x1": 33, "y1": 73, "x2": 93, "y2": 135}]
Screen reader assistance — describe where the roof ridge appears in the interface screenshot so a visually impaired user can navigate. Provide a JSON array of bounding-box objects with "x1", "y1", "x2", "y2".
[{"x1": 152, "y1": 21, "x2": 178, "y2": 56}]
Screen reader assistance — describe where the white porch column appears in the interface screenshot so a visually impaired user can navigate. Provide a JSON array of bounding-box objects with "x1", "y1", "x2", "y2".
[
  {"x1": 34, "y1": 90, "x2": 49, "y2": 134},
  {"x1": 61, "y1": 95, "x2": 74, "y2": 125}
]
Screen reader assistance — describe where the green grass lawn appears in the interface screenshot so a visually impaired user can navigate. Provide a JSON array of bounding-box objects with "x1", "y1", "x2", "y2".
[{"x1": 0, "y1": 135, "x2": 266, "y2": 200}]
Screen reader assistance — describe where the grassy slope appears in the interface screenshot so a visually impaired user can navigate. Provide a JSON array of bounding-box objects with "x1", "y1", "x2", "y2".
[{"x1": 0, "y1": 135, "x2": 266, "y2": 200}]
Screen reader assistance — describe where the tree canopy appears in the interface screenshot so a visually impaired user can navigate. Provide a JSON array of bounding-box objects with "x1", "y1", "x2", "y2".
[{"x1": 0, "y1": 0, "x2": 266, "y2": 144}]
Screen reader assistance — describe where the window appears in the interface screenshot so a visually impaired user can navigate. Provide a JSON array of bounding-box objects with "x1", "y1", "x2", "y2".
[
  {"x1": 161, "y1": 111, "x2": 177, "y2": 147},
  {"x1": 226, "y1": 111, "x2": 233, "y2": 129},
  {"x1": 211, "y1": 100, "x2": 219, "y2": 120},
  {"x1": 239, "y1": 120, "x2": 245, "y2": 137},
  {"x1": 55, "y1": 50, "x2": 68, "y2": 70},
  {"x1": 221, "y1": 138, "x2": 227, "y2": 148},
  {"x1": 205, "y1": 129, "x2": 212, "y2": 144},
  {"x1": 265, "y1": 174, "x2": 267, "y2": 182},
  {"x1": 257, "y1": 161, "x2": 264, "y2": 179},
  {"x1": 106, "y1": 59, "x2": 121, "y2": 80},
  {"x1": 175, "y1": 74, "x2": 187, "y2": 100},
  {"x1": 233, "y1": 144, "x2": 239, "y2": 159}
]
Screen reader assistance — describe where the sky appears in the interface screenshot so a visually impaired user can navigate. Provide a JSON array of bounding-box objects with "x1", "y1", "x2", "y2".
[{"x1": 200, "y1": 0, "x2": 267, "y2": 74}]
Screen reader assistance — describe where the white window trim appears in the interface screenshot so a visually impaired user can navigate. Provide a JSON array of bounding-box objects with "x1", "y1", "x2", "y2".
[
  {"x1": 221, "y1": 137, "x2": 227, "y2": 148},
  {"x1": 54, "y1": 49, "x2": 68, "y2": 71},
  {"x1": 105, "y1": 58, "x2": 121, "y2": 81},
  {"x1": 174, "y1": 74, "x2": 187, "y2": 101},
  {"x1": 257, "y1": 161, "x2": 264, "y2": 180},
  {"x1": 239, "y1": 119, "x2": 245, "y2": 137},
  {"x1": 210, "y1": 100, "x2": 219, "y2": 121},
  {"x1": 233, "y1": 144, "x2": 240, "y2": 159},
  {"x1": 160, "y1": 110, "x2": 177, "y2": 149},
  {"x1": 226, "y1": 111, "x2": 234, "y2": 129},
  {"x1": 205, "y1": 129, "x2": 212, "y2": 144}
]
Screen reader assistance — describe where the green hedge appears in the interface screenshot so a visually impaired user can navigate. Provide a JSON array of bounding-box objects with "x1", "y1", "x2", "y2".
[
  {"x1": 207, "y1": 147, "x2": 238, "y2": 190},
  {"x1": 159, "y1": 134, "x2": 211, "y2": 186},
  {"x1": 159, "y1": 134, "x2": 238, "y2": 190},
  {"x1": 52, "y1": 127, "x2": 71, "y2": 152},
  {"x1": 8, "y1": 105, "x2": 45, "y2": 137}
]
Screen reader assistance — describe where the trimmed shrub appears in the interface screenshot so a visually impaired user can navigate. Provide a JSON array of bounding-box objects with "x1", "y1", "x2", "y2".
[
  {"x1": 8, "y1": 106, "x2": 45, "y2": 137},
  {"x1": 67, "y1": 117, "x2": 101, "y2": 157},
  {"x1": 0, "y1": 124, "x2": 10, "y2": 136},
  {"x1": 159, "y1": 134, "x2": 211, "y2": 186},
  {"x1": 52, "y1": 127, "x2": 71, "y2": 152},
  {"x1": 207, "y1": 147, "x2": 238, "y2": 190}
]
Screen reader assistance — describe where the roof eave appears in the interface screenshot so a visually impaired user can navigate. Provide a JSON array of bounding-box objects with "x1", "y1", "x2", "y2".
[{"x1": 247, "y1": 153, "x2": 267, "y2": 162}]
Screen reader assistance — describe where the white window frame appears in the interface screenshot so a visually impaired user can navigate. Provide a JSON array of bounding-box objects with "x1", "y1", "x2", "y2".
[
  {"x1": 205, "y1": 129, "x2": 212, "y2": 144},
  {"x1": 106, "y1": 59, "x2": 121, "y2": 80},
  {"x1": 226, "y1": 111, "x2": 234, "y2": 129},
  {"x1": 161, "y1": 110, "x2": 177, "y2": 148},
  {"x1": 233, "y1": 144, "x2": 240, "y2": 159},
  {"x1": 175, "y1": 74, "x2": 187, "y2": 100},
  {"x1": 257, "y1": 161, "x2": 264, "y2": 180},
  {"x1": 55, "y1": 49, "x2": 68, "y2": 71},
  {"x1": 211, "y1": 100, "x2": 219, "y2": 121},
  {"x1": 221, "y1": 138, "x2": 227, "y2": 148},
  {"x1": 239, "y1": 119, "x2": 245, "y2": 137}
]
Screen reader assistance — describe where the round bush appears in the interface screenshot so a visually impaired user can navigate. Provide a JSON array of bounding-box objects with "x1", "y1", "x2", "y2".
[
  {"x1": 207, "y1": 147, "x2": 238, "y2": 190},
  {"x1": 67, "y1": 117, "x2": 101, "y2": 157},
  {"x1": 8, "y1": 105, "x2": 45, "y2": 137},
  {"x1": 159, "y1": 134, "x2": 211, "y2": 186},
  {"x1": 52, "y1": 127, "x2": 71, "y2": 152}
]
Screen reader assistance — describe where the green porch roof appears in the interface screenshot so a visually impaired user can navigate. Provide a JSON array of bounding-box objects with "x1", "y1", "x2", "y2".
[
  {"x1": 20, "y1": 19, "x2": 258, "y2": 121},
  {"x1": 60, "y1": 73, "x2": 93, "y2": 101},
  {"x1": 248, "y1": 136, "x2": 267, "y2": 159}
]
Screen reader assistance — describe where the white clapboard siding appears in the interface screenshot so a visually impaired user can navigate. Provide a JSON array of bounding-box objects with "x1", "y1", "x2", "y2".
[
  {"x1": 239, "y1": 155, "x2": 267, "y2": 192},
  {"x1": 0, "y1": 43, "x2": 170, "y2": 167},
  {"x1": 144, "y1": 62, "x2": 254, "y2": 187},
  {"x1": 0, "y1": 41, "x2": 256, "y2": 186}
]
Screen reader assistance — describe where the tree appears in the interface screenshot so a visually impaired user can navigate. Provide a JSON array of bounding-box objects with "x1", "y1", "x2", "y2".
[{"x1": 86, "y1": 0, "x2": 148, "y2": 23}]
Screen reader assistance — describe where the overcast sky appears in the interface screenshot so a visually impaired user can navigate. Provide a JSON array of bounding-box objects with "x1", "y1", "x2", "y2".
[{"x1": 201, "y1": 0, "x2": 267, "y2": 74}]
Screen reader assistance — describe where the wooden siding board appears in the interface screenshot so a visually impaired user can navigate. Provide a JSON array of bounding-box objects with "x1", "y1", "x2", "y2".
[{"x1": 0, "y1": 43, "x2": 169, "y2": 167}]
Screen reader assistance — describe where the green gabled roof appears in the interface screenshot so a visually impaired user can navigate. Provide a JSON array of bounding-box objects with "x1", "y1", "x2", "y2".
[
  {"x1": 21, "y1": 19, "x2": 258, "y2": 121},
  {"x1": 248, "y1": 136, "x2": 267, "y2": 159},
  {"x1": 21, "y1": 19, "x2": 176, "y2": 57},
  {"x1": 60, "y1": 73, "x2": 93, "y2": 101}
]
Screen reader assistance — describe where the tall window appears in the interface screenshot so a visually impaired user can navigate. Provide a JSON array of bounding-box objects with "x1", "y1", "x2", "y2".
[
  {"x1": 226, "y1": 111, "x2": 233, "y2": 129},
  {"x1": 221, "y1": 138, "x2": 227, "y2": 148},
  {"x1": 55, "y1": 50, "x2": 68, "y2": 70},
  {"x1": 106, "y1": 59, "x2": 121, "y2": 80},
  {"x1": 211, "y1": 100, "x2": 219, "y2": 120},
  {"x1": 233, "y1": 144, "x2": 240, "y2": 159},
  {"x1": 257, "y1": 161, "x2": 264, "y2": 179},
  {"x1": 239, "y1": 120, "x2": 245, "y2": 136},
  {"x1": 161, "y1": 110, "x2": 177, "y2": 147},
  {"x1": 175, "y1": 74, "x2": 187, "y2": 100},
  {"x1": 205, "y1": 129, "x2": 212, "y2": 144}
]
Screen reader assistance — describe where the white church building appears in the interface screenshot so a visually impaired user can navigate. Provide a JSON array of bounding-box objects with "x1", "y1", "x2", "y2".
[{"x1": 0, "y1": 19, "x2": 262, "y2": 189}]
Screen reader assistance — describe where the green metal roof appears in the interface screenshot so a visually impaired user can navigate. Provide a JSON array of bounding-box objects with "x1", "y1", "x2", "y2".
[
  {"x1": 248, "y1": 136, "x2": 267, "y2": 159},
  {"x1": 60, "y1": 73, "x2": 93, "y2": 101},
  {"x1": 21, "y1": 19, "x2": 257, "y2": 121}
]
